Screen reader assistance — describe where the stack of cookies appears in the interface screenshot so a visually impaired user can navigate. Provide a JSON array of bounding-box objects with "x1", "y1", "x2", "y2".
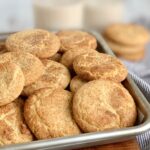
[
  {"x1": 103, "y1": 24, "x2": 150, "y2": 61},
  {"x1": 0, "y1": 29, "x2": 137, "y2": 147}
]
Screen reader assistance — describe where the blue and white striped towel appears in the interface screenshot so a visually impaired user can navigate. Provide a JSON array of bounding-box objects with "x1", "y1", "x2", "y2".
[
  {"x1": 130, "y1": 73, "x2": 150, "y2": 150},
  {"x1": 122, "y1": 46, "x2": 150, "y2": 150}
]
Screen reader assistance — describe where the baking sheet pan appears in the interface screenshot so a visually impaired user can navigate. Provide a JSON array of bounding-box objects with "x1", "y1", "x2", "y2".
[{"x1": 0, "y1": 30, "x2": 150, "y2": 150}]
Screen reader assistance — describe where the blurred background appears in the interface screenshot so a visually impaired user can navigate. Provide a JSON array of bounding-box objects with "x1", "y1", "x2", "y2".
[
  {"x1": 0, "y1": 0, "x2": 150, "y2": 32},
  {"x1": 0, "y1": 0, "x2": 150, "y2": 82}
]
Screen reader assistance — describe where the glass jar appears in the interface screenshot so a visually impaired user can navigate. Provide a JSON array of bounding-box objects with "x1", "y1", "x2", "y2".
[
  {"x1": 33, "y1": 0, "x2": 84, "y2": 30},
  {"x1": 84, "y1": 0, "x2": 125, "y2": 31}
]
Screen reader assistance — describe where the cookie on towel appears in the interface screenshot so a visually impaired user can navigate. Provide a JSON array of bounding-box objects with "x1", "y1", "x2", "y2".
[{"x1": 104, "y1": 24, "x2": 149, "y2": 45}]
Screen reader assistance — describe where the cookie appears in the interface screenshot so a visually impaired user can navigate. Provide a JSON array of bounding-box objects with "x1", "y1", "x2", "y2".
[
  {"x1": 61, "y1": 48, "x2": 96, "y2": 69},
  {"x1": 57, "y1": 31, "x2": 97, "y2": 52},
  {"x1": 105, "y1": 38, "x2": 144, "y2": 55},
  {"x1": 70, "y1": 76, "x2": 87, "y2": 93},
  {"x1": 0, "y1": 41, "x2": 6, "y2": 51},
  {"x1": 0, "y1": 62, "x2": 24, "y2": 106},
  {"x1": 23, "y1": 60, "x2": 71, "y2": 96},
  {"x1": 0, "y1": 49, "x2": 8, "y2": 55},
  {"x1": 0, "y1": 98, "x2": 33, "y2": 146},
  {"x1": 6, "y1": 29, "x2": 60, "y2": 58},
  {"x1": 0, "y1": 52, "x2": 45, "y2": 85},
  {"x1": 49, "y1": 53, "x2": 62, "y2": 62},
  {"x1": 104, "y1": 24, "x2": 149, "y2": 45},
  {"x1": 0, "y1": 41, "x2": 7, "y2": 54},
  {"x1": 73, "y1": 80, "x2": 137, "y2": 132},
  {"x1": 118, "y1": 50, "x2": 145, "y2": 61},
  {"x1": 73, "y1": 52, "x2": 128, "y2": 82},
  {"x1": 24, "y1": 88, "x2": 81, "y2": 139}
]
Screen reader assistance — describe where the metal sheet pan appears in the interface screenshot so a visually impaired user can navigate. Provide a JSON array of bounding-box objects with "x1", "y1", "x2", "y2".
[{"x1": 1, "y1": 30, "x2": 150, "y2": 150}]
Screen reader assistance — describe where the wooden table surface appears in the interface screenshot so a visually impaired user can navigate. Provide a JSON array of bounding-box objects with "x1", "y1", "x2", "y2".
[{"x1": 76, "y1": 139, "x2": 140, "y2": 150}]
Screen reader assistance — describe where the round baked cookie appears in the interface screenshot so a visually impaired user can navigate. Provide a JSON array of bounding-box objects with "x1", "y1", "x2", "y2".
[
  {"x1": 73, "y1": 52, "x2": 128, "y2": 82},
  {"x1": 0, "y1": 98, "x2": 33, "y2": 146},
  {"x1": 73, "y1": 80, "x2": 137, "y2": 132},
  {"x1": 24, "y1": 88, "x2": 81, "y2": 139},
  {"x1": 105, "y1": 38, "x2": 145, "y2": 55},
  {"x1": 104, "y1": 24, "x2": 149, "y2": 45},
  {"x1": 0, "y1": 41, "x2": 6, "y2": 50},
  {"x1": 0, "y1": 62, "x2": 24, "y2": 106},
  {"x1": 0, "y1": 49, "x2": 8, "y2": 55},
  {"x1": 61, "y1": 48, "x2": 96, "y2": 69},
  {"x1": 6, "y1": 29, "x2": 60, "y2": 58},
  {"x1": 57, "y1": 31, "x2": 97, "y2": 52},
  {"x1": 0, "y1": 41, "x2": 7, "y2": 54},
  {"x1": 0, "y1": 52, "x2": 45, "y2": 85},
  {"x1": 23, "y1": 60, "x2": 71, "y2": 96},
  {"x1": 70, "y1": 76, "x2": 87, "y2": 93},
  {"x1": 118, "y1": 50, "x2": 145, "y2": 61},
  {"x1": 49, "y1": 53, "x2": 62, "y2": 62}
]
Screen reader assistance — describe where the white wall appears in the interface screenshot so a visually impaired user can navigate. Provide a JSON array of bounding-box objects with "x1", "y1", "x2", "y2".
[
  {"x1": 0, "y1": 0, "x2": 149, "y2": 32},
  {"x1": 0, "y1": 0, "x2": 33, "y2": 32}
]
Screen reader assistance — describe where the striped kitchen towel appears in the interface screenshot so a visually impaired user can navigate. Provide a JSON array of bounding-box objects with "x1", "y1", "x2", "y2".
[
  {"x1": 130, "y1": 73, "x2": 150, "y2": 150},
  {"x1": 122, "y1": 48, "x2": 150, "y2": 150}
]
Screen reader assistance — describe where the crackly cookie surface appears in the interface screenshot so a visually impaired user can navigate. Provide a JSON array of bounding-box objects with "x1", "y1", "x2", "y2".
[
  {"x1": 73, "y1": 80, "x2": 137, "y2": 132},
  {"x1": 0, "y1": 62, "x2": 24, "y2": 106},
  {"x1": 0, "y1": 52, "x2": 44, "y2": 85},
  {"x1": 70, "y1": 76, "x2": 87, "y2": 93},
  {"x1": 23, "y1": 60, "x2": 71, "y2": 96},
  {"x1": 61, "y1": 48, "x2": 96, "y2": 70},
  {"x1": 6, "y1": 29, "x2": 60, "y2": 58},
  {"x1": 49, "y1": 53, "x2": 62, "y2": 62},
  {"x1": 0, "y1": 98, "x2": 33, "y2": 146},
  {"x1": 0, "y1": 41, "x2": 7, "y2": 54},
  {"x1": 24, "y1": 88, "x2": 81, "y2": 139},
  {"x1": 57, "y1": 31, "x2": 97, "y2": 52},
  {"x1": 104, "y1": 24, "x2": 149, "y2": 45},
  {"x1": 73, "y1": 52, "x2": 128, "y2": 82},
  {"x1": 118, "y1": 50, "x2": 145, "y2": 61},
  {"x1": 105, "y1": 38, "x2": 145, "y2": 55}
]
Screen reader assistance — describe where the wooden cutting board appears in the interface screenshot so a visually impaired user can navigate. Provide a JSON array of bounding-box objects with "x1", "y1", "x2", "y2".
[
  {"x1": 94, "y1": 139, "x2": 140, "y2": 150},
  {"x1": 76, "y1": 139, "x2": 140, "y2": 150}
]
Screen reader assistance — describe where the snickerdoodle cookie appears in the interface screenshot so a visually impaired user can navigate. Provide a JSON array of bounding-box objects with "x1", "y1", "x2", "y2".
[
  {"x1": 73, "y1": 52, "x2": 128, "y2": 82},
  {"x1": 24, "y1": 88, "x2": 81, "y2": 139},
  {"x1": 57, "y1": 31, "x2": 97, "y2": 52},
  {"x1": 119, "y1": 50, "x2": 145, "y2": 61},
  {"x1": 104, "y1": 24, "x2": 149, "y2": 45},
  {"x1": 105, "y1": 38, "x2": 144, "y2": 55},
  {"x1": 73, "y1": 80, "x2": 137, "y2": 132},
  {"x1": 0, "y1": 52, "x2": 44, "y2": 85},
  {"x1": 0, "y1": 41, "x2": 7, "y2": 54},
  {"x1": 0, "y1": 98, "x2": 33, "y2": 146},
  {"x1": 70, "y1": 76, "x2": 87, "y2": 93},
  {"x1": 49, "y1": 53, "x2": 62, "y2": 62},
  {"x1": 23, "y1": 60, "x2": 71, "y2": 96},
  {"x1": 0, "y1": 62, "x2": 24, "y2": 106},
  {"x1": 6, "y1": 29, "x2": 60, "y2": 58},
  {"x1": 61, "y1": 48, "x2": 96, "y2": 69}
]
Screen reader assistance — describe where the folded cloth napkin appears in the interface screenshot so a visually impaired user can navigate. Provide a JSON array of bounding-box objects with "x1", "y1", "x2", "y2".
[
  {"x1": 130, "y1": 72, "x2": 150, "y2": 150},
  {"x1": 122, "y1": 46, "x2": 150, "y2": 150}
]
